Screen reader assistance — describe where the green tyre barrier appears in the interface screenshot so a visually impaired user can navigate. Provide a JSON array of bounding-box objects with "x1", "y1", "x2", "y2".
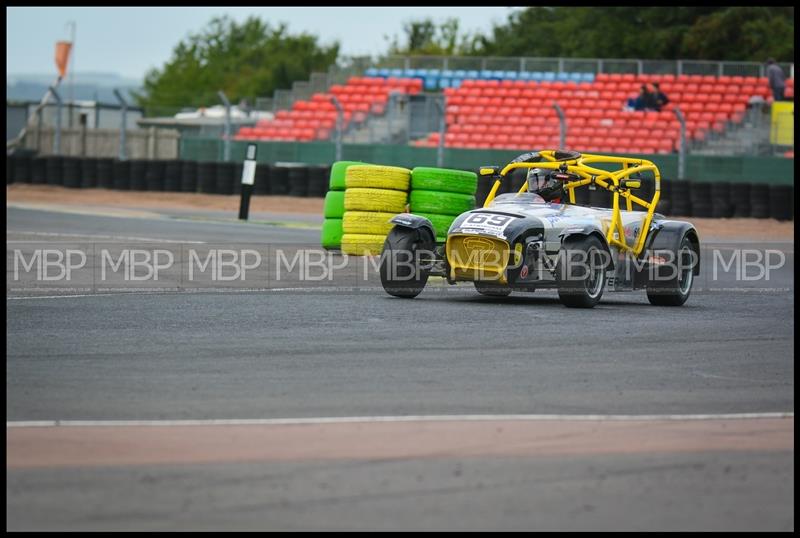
[
  {"x1": 409, "y1": 189, "x2": 475, "y2": 216},
  {"x1": 411, "y1": 167, "x2": 478, "y2": 195},
  {"x1": 413, "y1": 212, "x2": 457, "y2": 239},
  {"x1": 323, "y1": 190, "x2": 346, "y2": 218},
  {"x1": 329, "y1": 161, "x2": 364, "y2": 191},
  {"x1": 321, "y1": 218, "x2": 344, "y2": 249}
]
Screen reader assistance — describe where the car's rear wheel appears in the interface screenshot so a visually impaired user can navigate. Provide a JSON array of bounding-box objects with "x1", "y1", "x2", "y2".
[
  {"x1": 555, "y1": 235, "x2": 607, "y2": 308},
  {"x1": 646, "y1": 235, "x2": 697, "y2": 306},
  {"x1": 380, "y1": 227, "x2": 434, "y2": 298}
]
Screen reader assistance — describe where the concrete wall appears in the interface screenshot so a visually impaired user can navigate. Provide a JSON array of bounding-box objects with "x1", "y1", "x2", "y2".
[{"x1": 23, "y1": 127, "x2": 180, "y2": 160}]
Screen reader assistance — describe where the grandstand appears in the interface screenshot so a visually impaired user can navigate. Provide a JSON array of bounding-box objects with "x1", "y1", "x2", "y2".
[{"x1": 235, "y1": 66, "x2": 794, "y2": 156}]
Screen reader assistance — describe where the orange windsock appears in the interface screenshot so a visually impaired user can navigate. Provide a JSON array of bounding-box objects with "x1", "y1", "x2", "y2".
[{"x1": 55, "y1": 41, "x2": 72, "y2": 79}]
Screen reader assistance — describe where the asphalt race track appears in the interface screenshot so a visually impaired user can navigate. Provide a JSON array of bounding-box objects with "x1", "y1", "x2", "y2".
[{"x1": 6, "y1": 206, "x2": 795, "y2": 531}]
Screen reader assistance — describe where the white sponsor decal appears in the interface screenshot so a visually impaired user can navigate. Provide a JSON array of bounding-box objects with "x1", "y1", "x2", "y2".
[{"x1": 458, "y1": 213, "x2": 515, "y2": 236}]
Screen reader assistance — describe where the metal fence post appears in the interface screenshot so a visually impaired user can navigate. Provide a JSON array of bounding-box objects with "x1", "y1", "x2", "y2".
[
  {"x1": 553, "y1": 101, "x2": 566, "y2": 149},
  {"x1": 330, "y1": 95, "x2": 344, "y2": 161},
  {"x1": 674, "y1": 107, "x2": 687, "y2": 180},
  {"x1": 218, "y1": 90, "x2": 231, "y2": 162},
  {"x1": 677, "y1": 60, "x2": 683, "y2": 77},
  {"x1": 113, "y1": 89, "x2": 128, "y2": 160},
  {"x1": 434, "y1": 97, "x2": 446, "y2": 167},
  {"x1": 49, "y1": 86, "x2": 63, "y2": 155}
]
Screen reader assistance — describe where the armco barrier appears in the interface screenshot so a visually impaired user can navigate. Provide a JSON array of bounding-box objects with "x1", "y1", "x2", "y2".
[{"x1": 7, "y1": 155, "x2": 792, "y2": 220}]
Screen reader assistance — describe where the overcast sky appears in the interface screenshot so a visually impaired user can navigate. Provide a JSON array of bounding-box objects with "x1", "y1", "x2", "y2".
[{"x1": 6, "y1": 6, "x2": 521, "y2": 81}]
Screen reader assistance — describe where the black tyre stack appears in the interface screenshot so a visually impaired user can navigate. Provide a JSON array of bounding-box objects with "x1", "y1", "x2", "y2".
[
  {"x1": 769, "y1": 185, "x2": 793, "y2": 221},
  {"x1": 475, "y1": 174, "x2": 493, "y2": 207},
  {"x1": 180, "y1": 160, "x2": 198, "y2": 193},
  {"x1": 307, "y1": 165, "x2": 329, "y2": 198},
  {"x1": 145, "y1": 159, "x2": 166, "y2": 192},
  {"x1": 633, "y1": 177, "x2": 655, "y2": 212},
  {"x1": 164, "y1": 160, "x2": 182, "y2": 192},
  {"x1": 689, "y1": 181, "x2": 712, "y2": 217},
  {"x1": 573, "y1": 182, "x2": 591, "y2": 206},
  {"x1": 670, "y1": 180, "x2": 691, "y2": 217},
  {"x1": 12, "y1": 154, "x2": 32, "y2": 184},
  {"x1": 198, "y1": 161, "x2": 216, "y2": 194},
  {"x1": 589, "y1": 185, "x2": 612, "y2": 208},
  {"x1": 287, "y1": 166, "x2": 309, "y2": 197},
  {"x1": 45, "y1": 156, "x2": 64, "y2": 186},
  {"x1": 710, "y1": 182, "x2": 732, "y2": 218},
  {"x1": 97, "y1": 158, "x2": 114, "y2": 189},
  {"x1": 509, "y1": 168, "x2": 528, "y2": 194},
  {"x1": 655, "y1": 177, "x2": 671, "y2": 215},
  {"x1": 80, "y1": 157, "x2": 98, "y2": 189},
  {"x1": 129, "y1": 159, "x2": 147, "y2": 190},
  {"x1": 113, "y1": 159, "x2": 131, "y2": 190},
  {"x1": 215, "y1": 162, "x2": 236, "y2": 195},
  {"x1": 61, "y1": 157, "x2": 81, "y2": 188},
  {"x1": 730, "y1": 183, "x2": 751, "y2": 218},
  {"x1": 750, "y1": 184, "x2": 770, "y2": 218},
  {"x1": 270, "y1": 165, "x2": 289, "y2": 195},
  {"x1": 254, "y1": 163, "x2": 271, "y2": 195},
  {"x1": 31, "y1": 157, "x2": 47, "y2": 184}
]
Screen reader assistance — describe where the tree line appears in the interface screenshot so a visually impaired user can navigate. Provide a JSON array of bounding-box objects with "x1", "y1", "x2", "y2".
[{"x1": 136, "y1": 7, "x2": 794, "y2": 114}]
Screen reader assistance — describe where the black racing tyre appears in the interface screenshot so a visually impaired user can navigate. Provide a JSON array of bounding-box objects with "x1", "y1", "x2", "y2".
[
  {"x1": 112, "y1": 160, "x2": 131, "y2": 190},
  {"x1": 80, "y1": 157, "x2": 97, "y2": 188},
  {"x1": 254, "y1": 163, "x2": 271, "y2": 195},
  {"x1": 690, "y1": 181, "x2": 712, "y2": 218},
  {"x1": 646, "y1": 234, "x2": 698, "y2": 307},
  {"x1": 63, "y1": 156, "x2": 81, "y2": 188},
  {"x1": 180, "y1": 160, "x2": 198, "y2": 193},
  {"x1": 769, "y1": 185, "x2": 793, "y2": 221},
  {"x1": 287, "y1": 166, "x2": 309, "y2": 196},
  {"x1": 379, "y1": 226, "x2": 435, "y2": 298},
  {"x1": 410, "y1": 167, "x2": 477, "y2": 195},
  {"x1": 31, "y1": 157, "x2": 47, "y2": 184},
  {"x1": 730, "y1": 183, "x2": 751, "y2": 218},
  {"x1": 409, "y1": 190, "x2": 475, "y2": 216},
  {"x1": 198, "y1": 161, "x2": 217, "y2": 194},
  {"x1": 96, "y1": 158, "x2": 114, "y2": 189},
  {"x1": 164, "y1": 160, "x2": 182, "y2": 192},
  {"x1": 271, "y1": 166, "x2": 289, "y2": 195},
  {"x1": 129, "y1": 159, "x2": 147, "y2": 190},
  {"x1": 307, "y1": 165, "x2": 328, "y2": 197},
  {"x1": 670, "y1": 180, "x2": 691, "y2": 216},
  {"x1": 216, "y1": 162, "x2": 236, "y2": 195},
  {"x1": 474, "y1": 282, "x2": 512, "y2": 297},
  {"x1": 45, "y1": 156, "x2": 64, "y2": 186},
  {"x1": 145, "y1": 159, "x2": 166, "y2": 191},
  {"x1": 555, "y1": 234, "x2": 608, "y2": 308},
  {"x1": 750, "y1": 184, "x2": 770, "y2": 219},
  {"x1": 710, "y1": 182, "x2": 732, "y2": 218}
]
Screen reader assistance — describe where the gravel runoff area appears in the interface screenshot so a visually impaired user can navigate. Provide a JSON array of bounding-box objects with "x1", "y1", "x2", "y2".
[{"x1": 6, "y1": 184, "x2": 795, "y2": 241}]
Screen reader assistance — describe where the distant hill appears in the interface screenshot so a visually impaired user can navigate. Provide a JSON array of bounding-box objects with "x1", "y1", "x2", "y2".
[{"x1": 6, "y1": 72, "x2": 142, "y2": 104}]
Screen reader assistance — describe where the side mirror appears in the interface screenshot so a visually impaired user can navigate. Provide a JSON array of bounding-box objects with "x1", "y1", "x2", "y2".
[{"x1": 620, "y1": 179, "x2": 641, "y2": 189}]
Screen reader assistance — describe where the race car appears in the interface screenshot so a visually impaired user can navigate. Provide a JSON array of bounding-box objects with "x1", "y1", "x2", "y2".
[{"x1": 379, "y1": 150, "x2": 700, "y2": 308}]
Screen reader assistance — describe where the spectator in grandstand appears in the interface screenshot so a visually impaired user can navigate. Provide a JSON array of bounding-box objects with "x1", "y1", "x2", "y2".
[
  {"x1": 629, "y1": 85, "x2": 650, "y2": 111},
  {"x1": 766, "y1": 58, "x2": 786, "y2": 101},
  {"x1": 652, "y1": 82, "x2": 669, "y2": 109}
]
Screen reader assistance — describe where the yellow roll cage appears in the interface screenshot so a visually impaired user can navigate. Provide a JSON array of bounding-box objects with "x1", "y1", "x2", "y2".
[{"x1": 481, "y1": 150, "x2": 661, "y2": 257}]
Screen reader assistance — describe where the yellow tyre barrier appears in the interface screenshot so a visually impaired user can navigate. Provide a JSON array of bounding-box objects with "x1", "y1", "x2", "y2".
[
  {"x1": 342, "y1": 211, "x2": 398, "y2": 235},
  {"x1": 344, "y1": 187, "x2": 408, "y2": 213},
  {"x1": 344, "y1": 165, "x2": 411, "y2": 191},
  {"x1": 340, "y1": 233, "x2": 387, "y2": 256}
]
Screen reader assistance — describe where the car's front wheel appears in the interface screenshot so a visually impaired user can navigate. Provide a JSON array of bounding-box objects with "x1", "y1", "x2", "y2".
[
  {"x1": 380, "y1": 226, "x2": 434, "y2": 298},
  {"x1": 555, "y1": 235, "x2": 608, "y2": 308}
]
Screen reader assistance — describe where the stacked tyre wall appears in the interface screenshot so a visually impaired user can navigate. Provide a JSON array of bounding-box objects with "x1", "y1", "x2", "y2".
[
  {"x1": 408, "y1": 168, "x2": 478, "y2": 242},
  {"x1": 6, "y1": 154, "x2": 794, "y2": 221}
]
